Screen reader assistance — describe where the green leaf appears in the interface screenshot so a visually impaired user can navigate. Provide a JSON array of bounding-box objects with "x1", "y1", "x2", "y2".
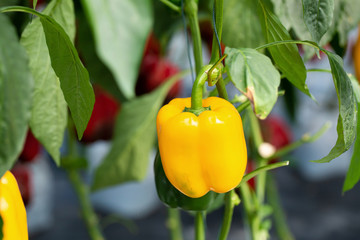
[
  {"x1": 343, "y1": 78, "x2": 360, "y2": 192},
  {"x1": 80, "y1": 0, "x2": 153, "y2": 99},
  {"x1": 0, "y1": 13, "x2": 33, "y2": 176},
  {"x1": 20, "y1": 0, "x2": 74, "y2": 165},
  {"x1": 314, "y1": 51, "x2": 357, "y2": 163},
  {"x1": 33, "y1": 0, "x2": 38, "y2": 9},
  {"x1": 257, "y1": 0, "x2": 311, "y2": 97},
  {"x1": 1, "y1": 6, "x2": 95, "y2": 140},
  {"x1": 91, "y1": 72, "x2": 185, "y2": 191},
  {"x1": 302, "y1": 0, "x2": 334, "y2": 43},
  {"x1": 76, "y1": 9, "x2": 125, "y2": 102},
  {"x1": 222, "y1": 0, "x2": 265, "y2": 48},
  {"x1": 225, "y1": 47, "x2": 280, "y2": 119}
]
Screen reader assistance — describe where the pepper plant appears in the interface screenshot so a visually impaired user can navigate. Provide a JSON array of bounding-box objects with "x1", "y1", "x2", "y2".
[{"x1": 0, "y1": 0, "x2": 360, "y2": 239}]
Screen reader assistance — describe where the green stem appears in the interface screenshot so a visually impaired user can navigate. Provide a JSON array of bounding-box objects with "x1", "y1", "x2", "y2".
[
  {"x1": 160, "y1": 0, "x2": 181, "y2": 12},
  {"x1": 66, "y1": 118, "x2": 104, "y2": 240},
  {"x1": 266, "y1": 174, "x2": 295, "y2": 240},
  {"x1": 210, "y1": 0, "x2": 228, "y2": 101},
  {"x1": 67, "y1": 170, "x2": 104, "y2": 240},
  {"x1": 247, "y1": 107, "x2": 267, "y2": 210},
  {"x1": 238, "y1": 161, "x2": 289, "y2": 187},
  {"x1": 255, "y1": 40, "x2": 320, "y2": 51},
  {"x1": 239, "y1": 184, "x2": 259, "y2": 240},
  {"x1": 236, "y1": 101, "x2": 251, "y2": 113},
  {"x1": 210, "y1": 0, "x2": 224, "y2": 64},
  {"x1": 167, "y1": 208, "x2": 184, "y2": 240},
  {"x1": 184, "y1": 0, "x2": 203, "y2": 75},
  {"x1": 190, "y1": 65, "x2": 212, "y2": 110},
  {"x1": 195, "y1": 211, "x2": 205, "y2": 240},
  {"x1": 218, "y1": 191, "x2": 235, "y2": 240},
  {"x1": 267, "y1": 122, "x2": 331, "y2": 161}
]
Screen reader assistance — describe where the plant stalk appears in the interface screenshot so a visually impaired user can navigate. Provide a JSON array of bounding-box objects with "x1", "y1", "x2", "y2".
[
  {"x1": 195, "y1": 211, "x2": 205, "y2": 240},
  {"x1": 218, "y1": 191, "x2": 235, "y2": 240},
  {"x1": 210, "y1": 0, "x2": 228, "y2": 101},
  {"x1": 167, "y1": 208, "x2": 184, "y2": 240},
  {"x1": 184, "y1": 0, "x2": 203, "y2": 75},
  {"x1": 67, "y1": 169, "x2": 104, "y2": 240},
  {"x1": 66, "y1": 118, "x2": 104, "y2": 240}
]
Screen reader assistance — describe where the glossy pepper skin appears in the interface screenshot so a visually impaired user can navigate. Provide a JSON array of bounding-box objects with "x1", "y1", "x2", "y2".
[
  {"x1": 154, "y1": 152, "x2": 222, "y2": 211},
  {"x1": 0, "y1": 171, "x2": 28, "y2": 240},
  {"x1": 157, "y1": 97, "x2": 247, "y2": 198}
]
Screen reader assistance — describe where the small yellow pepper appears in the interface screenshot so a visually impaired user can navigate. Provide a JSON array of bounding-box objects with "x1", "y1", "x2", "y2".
[
  {"x1": 0, "y1": 171, "x2": 28, "y2": 240},
  {"x1": 157, "y1": 97, "x2": 247, "y2": 198}
]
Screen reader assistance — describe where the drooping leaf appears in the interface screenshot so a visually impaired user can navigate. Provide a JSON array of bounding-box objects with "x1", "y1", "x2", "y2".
[
  {"x1": 302, "y1": 0, "x2": 334, "y2": 43},
  {"x1": 0, "y1": 13, "x2": 33, "y2": 176},
  {"x1": 80, "y1": 0, "x2": 153, "y2": 99},
  {"x1": 225, "y1": 47, "x2": 280, "y2": 119},
  {"x1": 222, "y1": 0, "x2": 265, "y2": 48},
  {"x1": 20, "y1": 0, "x2": 74, "y2": 165},
  {"x1": 1, "y1": 6, "x2": 95, "y2": 140},
  {"x1": 257, "y1": 0, "x2": 311, "y2": 97},
  {"x1": 314, "y1": 51, "x2": 357, "y2": 163},
  {"x1": 91, "y1": 73, "x2": 185, "y2": 191},
  {"x1": 343, "y1": 77, "x2": 360, "y2": 192}
]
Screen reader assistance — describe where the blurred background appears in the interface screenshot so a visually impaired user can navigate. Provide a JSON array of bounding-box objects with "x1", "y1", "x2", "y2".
[{"x1": 3, "y1": 0, "x2": 360, "y2": 239}]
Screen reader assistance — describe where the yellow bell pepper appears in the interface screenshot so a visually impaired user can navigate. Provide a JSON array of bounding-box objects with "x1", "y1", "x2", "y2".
[
  {"x1": 0, "y1": 171, "x2": 28, "y2": 240},
  {"x1": 156, "y1": 97, "x2": 247, "y2": 198}
]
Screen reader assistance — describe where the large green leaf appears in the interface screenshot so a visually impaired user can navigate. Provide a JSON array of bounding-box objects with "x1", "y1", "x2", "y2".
[
  {"x1": 0, "y1": 13, "x2": 33, "y2": 176},
  {"x1": 20, "y1": 0, "x2": 74, "y2": 165},
  {"x1": 76, "y1": 9, "x2": 124, "y2": 102},
  {"x1": 314, "y1": 51, "x2": 357, "y2": 163},
  {"x1": 91, "y1": 73, "x2": 184, "y2": 191},
  {"x1": 80, "y1": 0, "x2": 153, "y2": 99},
  {"x1": 225, "y1": 47, "x2": 280, "y2": 119},
  {"x1": 257, "y1": 0, "x2": 311, "y2": 97},
  {"x1": 343, "y1": 77, "x2": 360, "y2": 192},
  {"x1": 222, "y1": 0, "x2": 265, "y2": 49},
  {"x1": 1, "y1": 6, "x2": 95, "y2": 140},
  {"x1": 302, "y1": 0, "x2": 334, "y2": 43}
]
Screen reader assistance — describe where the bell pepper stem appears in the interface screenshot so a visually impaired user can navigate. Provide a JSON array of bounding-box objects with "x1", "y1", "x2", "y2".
[
  {"x1": 218, "y1": 191, "x2": 235, "y2": 240},
  {"x1": 195, "y1": 211, "x2": 206, "y2": 240},
  {"x1": 190, "y1": 65, "x2": 212, "y2": 110},
  {"x1": 167, "y1": 208, "x2": 184, "y2": 240}
]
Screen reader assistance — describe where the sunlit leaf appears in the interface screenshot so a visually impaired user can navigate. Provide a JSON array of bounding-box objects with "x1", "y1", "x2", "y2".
[
  {"x1": 225, "y1": 47, "x2": 280, "y2": 119},
  {"x1": 314, "y1": 51, "x2": 357, "y2": 163},
  {"x1": 20, "y1": 0, "x2": 74, "y2": 165}
]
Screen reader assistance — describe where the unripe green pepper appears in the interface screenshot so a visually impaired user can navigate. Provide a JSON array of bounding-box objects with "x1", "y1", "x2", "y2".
[{"x1": 154, "y1": 152, "x2": 223, "y2": 211}]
